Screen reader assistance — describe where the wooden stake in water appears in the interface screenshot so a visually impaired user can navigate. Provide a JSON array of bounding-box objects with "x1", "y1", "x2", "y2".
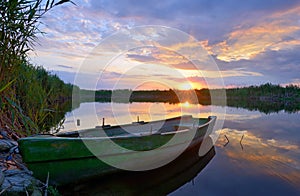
[
  {"x1": 102, "y1": 118, "x2": 105, "y2": 127},
  {"x1": 224, "y1": 134, "x2": 229, "y2": 147},
  {"x1": 137, "y1": 116, "x2": 139, "y2": 123},
  {"x1": 77, "y1": 119, "x2": 80, "y2": 126},
  {"x1": 240, "y1": 134, "x2": 244, "y2": 150}
]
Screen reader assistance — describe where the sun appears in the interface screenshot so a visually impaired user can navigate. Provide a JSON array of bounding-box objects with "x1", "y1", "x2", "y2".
[{"x1": 179, "y1": 82, "x2": 193, "y2": 90}]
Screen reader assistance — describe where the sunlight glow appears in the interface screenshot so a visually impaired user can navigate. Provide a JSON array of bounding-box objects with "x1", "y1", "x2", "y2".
[
  {"x1": 181, "y1": 101, "x2": 190, "y2": 108},
  {"x1": 179, "y1": 82, "x2": 193, "y2": 90}
]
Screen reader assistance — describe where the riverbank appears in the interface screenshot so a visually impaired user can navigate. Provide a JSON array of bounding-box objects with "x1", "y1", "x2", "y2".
[{"x1": 0, "y1": 130, "x2": 43, "y2": 195}]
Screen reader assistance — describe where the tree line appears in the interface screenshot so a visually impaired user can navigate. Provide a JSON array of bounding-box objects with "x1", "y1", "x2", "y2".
[{"x1": 84, "y1": 83, "x2": 300, "y2": 114}]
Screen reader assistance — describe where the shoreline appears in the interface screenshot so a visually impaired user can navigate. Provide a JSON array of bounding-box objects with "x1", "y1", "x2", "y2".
[{"x1": 0, "y1": 130, "x2": 43, "y2": 195}]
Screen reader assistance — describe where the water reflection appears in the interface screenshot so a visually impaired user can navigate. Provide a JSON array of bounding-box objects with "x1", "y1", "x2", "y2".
[
  {"x1": 62, "y1": 102, "x2": 207, "y2": 132},
  {"x1": 61, "y1": 103, "x2": 300, "y2": 195},
  {"x1": 216, "y1": 128, "x2": 300, "y2": 189},
  {"x1": 62, "y1": 102, "x2": 263, "y2": 132},
  {"x1": 60, "y1": 146, "x2": 216, "y2": 195}
]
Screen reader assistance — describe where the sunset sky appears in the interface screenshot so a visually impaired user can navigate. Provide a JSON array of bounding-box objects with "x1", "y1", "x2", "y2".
[{"x1": 30, "y1": 0, "x2": 300, "y2": 90}]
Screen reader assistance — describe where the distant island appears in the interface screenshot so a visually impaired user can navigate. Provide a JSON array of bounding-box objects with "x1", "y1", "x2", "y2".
[{"x1": 77, "y1": 83, "x2": 300, "y2": 114}]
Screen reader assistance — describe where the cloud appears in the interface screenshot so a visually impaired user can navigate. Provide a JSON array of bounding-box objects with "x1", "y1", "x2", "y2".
[
  {"x1": 127, "y1": 54, "x2": 157, "y2": 63},
  {"x1": 54, "y1": 70, "x2": 125, "y2": 89},
  {"x1": 211, "y1": 42, "x2": 300, "y2": 86},
  {"x1": 89, "y1": 0, "x2": 300, "y2": 22},
  {"x1": 88, "y1": 0, "x2": 300, "y2": 43},
  {"x1": 211, "y1": 5, "x2": 300, "y2": 62},
  {"x1": 127, "y1": 47, "x2": 196, "y2": 70},
  {"x1": 56, "y1": 64, "x2": 73, "y2": 69},
  {"x1": 28, "y1": 0, "x2": 300, "y2": 88}
]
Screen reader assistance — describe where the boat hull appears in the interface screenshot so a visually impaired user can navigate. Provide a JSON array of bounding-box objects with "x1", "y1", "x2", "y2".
[{"x1": 18, "y1": 116, "x2": 216, "y2": 185}]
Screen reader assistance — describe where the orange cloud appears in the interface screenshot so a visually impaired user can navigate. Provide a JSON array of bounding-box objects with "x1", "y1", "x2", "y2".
[
  {"x1": 212, "y1": 6, "x2": 300, "y2": 62},
  {"x1": 127, "y1": 47, "x2": 192, "y2": 68},
  {"x1": 199, "y1": 40, "x2": 213, "y2": 55}
]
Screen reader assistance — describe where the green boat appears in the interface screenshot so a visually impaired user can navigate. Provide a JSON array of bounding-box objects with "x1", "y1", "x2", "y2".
[{"x1": 18, "y1": 115, "x2": 216, "y2": 185}]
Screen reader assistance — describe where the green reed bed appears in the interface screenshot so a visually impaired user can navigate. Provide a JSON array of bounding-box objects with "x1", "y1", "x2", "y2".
[{"x1": 0, "y1": 0, "x2": 75, "y2": 138}]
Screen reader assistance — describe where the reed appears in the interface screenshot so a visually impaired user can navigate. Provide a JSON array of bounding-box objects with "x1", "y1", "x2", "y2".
[{"x1": 0, "y1": 0, "x2": 75, "y2": 137}]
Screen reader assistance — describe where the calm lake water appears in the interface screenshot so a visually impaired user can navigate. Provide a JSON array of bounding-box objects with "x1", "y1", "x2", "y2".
[{"x1": 60, "y1": 102, "x2": 300, "y2": 195}]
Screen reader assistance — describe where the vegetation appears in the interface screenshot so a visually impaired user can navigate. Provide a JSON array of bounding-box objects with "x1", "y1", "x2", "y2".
[
  {"x1": 224, "y1": 83, "x2": 300, "y2": 113},
  {"x1": 83, "y1": 83, "x2": 300, "y2": 114},
  {"x1": 0, "y1": 0, "x2": 76, "y2": 138},
  {"x1": 225, "y1": 83, "x2": 300, "y2": 99}
]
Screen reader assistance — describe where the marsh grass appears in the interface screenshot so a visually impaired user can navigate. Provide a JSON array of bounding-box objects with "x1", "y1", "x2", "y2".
[{"x1": 0, "y1": 0, "x2": 75, "y2": 137}]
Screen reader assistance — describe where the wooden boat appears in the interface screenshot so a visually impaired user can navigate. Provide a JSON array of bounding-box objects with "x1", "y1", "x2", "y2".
[{"x1": 18, "y1": 115, "x2": 216, "y2": 185}]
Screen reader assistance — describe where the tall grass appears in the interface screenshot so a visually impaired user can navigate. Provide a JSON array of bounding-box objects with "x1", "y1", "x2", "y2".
[{"x1": 0, "y1": 0, "x2": 75, "y2": 138}]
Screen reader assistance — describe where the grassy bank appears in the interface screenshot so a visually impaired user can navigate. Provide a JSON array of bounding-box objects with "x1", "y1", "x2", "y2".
[
  {"x1": 1, "y1": 61, "x2": 78, "y2": 136},
  {"x1": 0, "y1": 0, "x2": 75, "y2": 138}
]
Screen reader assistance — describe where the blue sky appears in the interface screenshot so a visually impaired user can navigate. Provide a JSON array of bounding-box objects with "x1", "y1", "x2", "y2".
[{"x1": 30, "y1": 0, "x2": 300, "y2": 89}]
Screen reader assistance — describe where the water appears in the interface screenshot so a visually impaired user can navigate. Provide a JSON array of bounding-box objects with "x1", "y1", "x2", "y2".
[{"x1": 61, "y1": 102, "x2": 300, "y2": 195}]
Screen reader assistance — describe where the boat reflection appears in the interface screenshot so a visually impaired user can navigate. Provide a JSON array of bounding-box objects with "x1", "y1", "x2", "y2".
[{"x1": 60, "y1": 140, "x2": 216, "y2": 195}]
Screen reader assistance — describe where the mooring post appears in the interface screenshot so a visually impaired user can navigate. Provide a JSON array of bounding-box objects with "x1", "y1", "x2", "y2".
[
  {"x1": 102, "y1": 118, "x2": 105, "y2": 127},
  {"x1": 77, "y1": 119, "x2": 80, "y2": 126},
  {"x1": 137, "y1": 116, "x2": 139, "y2": 123}
]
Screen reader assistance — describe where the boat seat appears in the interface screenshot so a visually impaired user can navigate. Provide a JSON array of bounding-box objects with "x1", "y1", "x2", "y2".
[{"x1": 55, "y1": 131, "x2": 79, "y2": 137}]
